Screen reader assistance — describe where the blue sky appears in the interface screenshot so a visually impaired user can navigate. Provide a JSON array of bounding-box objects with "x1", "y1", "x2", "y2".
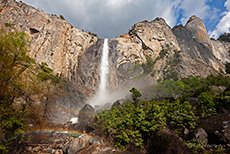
[{"x1": 17, "y1": 0, "x2": 230, "y2": 38}]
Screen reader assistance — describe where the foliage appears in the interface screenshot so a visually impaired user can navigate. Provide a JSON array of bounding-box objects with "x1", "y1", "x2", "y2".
[
  {"x1": 159, "y1": 49, "x2": 168, "y2": 58},
  {"x1": 36, "y1": 62, "x2": 62, "y2": 84},
  {"x1": 164, "y1": 100, "x2": 197, "y2": 130},
  {"x1": 95, "y1": 100, "x2": 166, "y2": 150},
  {"x1": 0, "y1": 29, "x2": 35, "y2": 103},
  {"x1": 4, "y1": 23, "x2": 15, "y2": 27},
  {"x1": 217, "y1": 33, "x2": 230, "y2": 42},
  {"x1": 197, "y1": 92, "x2": 216, "y2": 118},
  {"x1": 59, "y1": 15, "x2": 65, "y2": 20},
  {"x1": 186, "y1": 138, "x2": 205, "y2": 154},
  {"x1": 153, "y1": 80, "x2": 185, "y2": 97},
  {"x1": 95, "y1": 88, "x2": 199, "y2": 150},
  {"x1": 0, "y1": 29, "x2": 64, "y2": 153},
  {"x1": 143, "y1": 55, "x2": 154, "y2": 73},
  {"x1": 129, "y1": 87, "x2": 142, "y2": 106},
  {"x1": 88, "y1": 31, "x2": 98, "y2": 37},
  {"x1": 0, "y1": 29, "x2": 33, "y2": 153},
  {"x1": 95, "y1": 74, "x2": 230, "y2": 152},
  {"x1": 225, "y1": 62, "x2": 230, "y2": 74},
  {"x1": 164, "y1": 70, "x2": 179, "y2": 81},
  {"x1": 205, "y1": 74, "x2": 230, "y2": 86},
  {"x1": 214, "y1": 87, "x2": 230, "y2": 111}
]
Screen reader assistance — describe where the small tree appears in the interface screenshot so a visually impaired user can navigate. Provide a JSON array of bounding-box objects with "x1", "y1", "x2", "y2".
[
  {"x1": 129, "y1": 87, "x2": 142, "y2": 106},
  {"x1": 0, "y1": 29, "x2": 34, "y2": 154}
]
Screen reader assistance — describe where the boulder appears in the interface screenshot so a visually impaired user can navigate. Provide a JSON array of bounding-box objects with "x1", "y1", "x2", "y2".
[
  {"x1": 62, "y1": 135, "x2": 90, "y2": 154},
  {"x1": 111, "y1": 99, "x2": 122, "y2": 109},
  {"x1": 148, "y1": 129, "x2": 192, "y2": 154},
  {"x1": 195, "y1": 128, "x2": 208, "y2": 144},
  {"x1": 199, "y1": 113, "x2": 230, "y2": 144},
  {"x1": 78, "y1": 104, "x2": 95, "y2": 123}
]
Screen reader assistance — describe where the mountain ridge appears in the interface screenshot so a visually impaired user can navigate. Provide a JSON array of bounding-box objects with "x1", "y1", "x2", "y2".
[{"x1": 1, "y1": 0, "x2": 230, "y2": 123}]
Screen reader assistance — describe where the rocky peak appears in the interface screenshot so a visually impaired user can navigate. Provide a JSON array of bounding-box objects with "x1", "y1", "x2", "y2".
[{"x1": 185, "y1": 15, "x2": 211, "y2": 47}]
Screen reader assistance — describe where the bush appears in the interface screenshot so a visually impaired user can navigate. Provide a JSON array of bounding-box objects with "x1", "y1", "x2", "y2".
[
  {"x1": 214, "y1": 87, "x2": 230, "y2": 111},
  {"x1": 217, "y1": 33, "x2": 230, "y2": 42},
  {"x1": 4, "y1": 23, "x2": 14, "y2": 27},
  {"x1": 59, "y1": 15, "x2": 65, "y2": 20},
  {"x1": 164, "y1": 100, "x2": 197, "y2": 130},
  {"x1": 197, "y1": 92, "x2": 216, "y2": 118},
  {"x1": 95, "y1": 100, "x2": 166, "y2": 150},
  {"x1": 153, "y1": 80, "x2": 185, "y2": 97},
  {"x1": 225, "y1": 63, "x2": 230, "y2": 74}
]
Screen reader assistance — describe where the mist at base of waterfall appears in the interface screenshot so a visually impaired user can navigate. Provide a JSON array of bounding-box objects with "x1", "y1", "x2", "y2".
[
  {"x1": 88, "y1": 88, "x2": 129, "y2": 108},
  {"x1": 88, "y1": 75, "x2": 156, "y2": 110}
]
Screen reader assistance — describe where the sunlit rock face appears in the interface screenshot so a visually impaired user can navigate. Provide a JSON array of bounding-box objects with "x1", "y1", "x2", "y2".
[{"x1": 1, "y1": 0, "x2": 230, "y2": 123}]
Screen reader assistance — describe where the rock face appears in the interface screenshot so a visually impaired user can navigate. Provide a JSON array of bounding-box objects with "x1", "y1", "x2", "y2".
[
  {"x1": 0, "y1": 0, "x2": 97, "y2": 78},
  {"x1": 1, "y1": 0, "x2": 230, "y2": 123}
]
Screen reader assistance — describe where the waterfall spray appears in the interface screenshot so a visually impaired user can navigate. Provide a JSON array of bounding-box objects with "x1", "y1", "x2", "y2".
[{"x1": 89, "y1": 38, "x2": 110, "y2": 106}]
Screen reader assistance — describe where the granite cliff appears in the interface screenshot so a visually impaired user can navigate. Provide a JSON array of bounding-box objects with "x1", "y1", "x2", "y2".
[{"x1": 1, "y1": 0, "x2": 230, "y2": 123}]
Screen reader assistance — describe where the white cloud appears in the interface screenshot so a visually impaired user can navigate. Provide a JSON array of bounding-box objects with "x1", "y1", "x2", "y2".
[
  {"x1": 209, "y1": 0, "x2": 230, "y2": 38},
  {"x1": 172, "y1": 0, "x2": 217, "y2": 25},
  {"x1": 225, "y1": 0, "x2": 230, "y2": 10}
]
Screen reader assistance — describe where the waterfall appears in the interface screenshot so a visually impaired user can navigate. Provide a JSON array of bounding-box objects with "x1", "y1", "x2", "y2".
[
  {"x1": 98, "y1": 38, "x2": 109, "y2": 96},
  {"x1": 89, "y1": 38, "x2": 110, "y2": 106}
]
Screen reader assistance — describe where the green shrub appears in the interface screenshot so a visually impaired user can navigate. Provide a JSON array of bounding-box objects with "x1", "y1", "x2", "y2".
[
  {"x1": 129, "y1": 87, "x2": 141, "y2": 106},
  {"x1": 214, "y1": 87, "x2": 230, "y2": 111},
  {"x1": 197, "y1": 92, "x2": 216, "y2": 118},
  {"x1": 95, "y1": 100, "x2": 165, "y2": 150},
  {"x1": 164, "y1": 70, "x2": 179, "y2": 81},
  {"x1": 225, "y1": 63, "x2": 230, "y2": 74},
  {"x1": 143, "y1": 55, "x2": 154, "y2": 73},
  {"x1": 217, "y1": 33, "x2": 230, "y2": 42},
  {"x1": 4, "y1": 23, "x2": 14, "y2": 27},
  {"x1": 165, "y1": 100, "x2": 197, "y2": 130},
  {"x1": 153, "y1": 80, "x2": 185, "y2": 97},
  {"x1": 59, "y1": 15, "x2": 65, "y2": 20},
  {"x1": 159, "y1": 49, "x2": 168, "y2": 58}
]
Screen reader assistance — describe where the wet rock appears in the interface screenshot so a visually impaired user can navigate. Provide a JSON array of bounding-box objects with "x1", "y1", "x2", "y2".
[
  {"x1": 148, "y1": 129, "x2": 192, "y2": 154},
  {"x1": 199, "y1": 113, "x2": 230, "y2": 144},
  {"x1": 184, "y1": 128, "x2": 189, "y2": 135},
  {"x1": 78, "y1": 104, "x2": 95, "y2": 123},
  {"x1": 223, "y1": 121, "x2": 230, "y2": 142},
  {"x1": 195, "y1": 128, "x2": 208, "y2": 144},
  {"x1": 62, "y1": 135, "x2": 100, "y2": 154},
  {"x1": 33, "y1": 146, "x2": 41, "y2": 152},
  {"x1": 112, "y1": 99, "x2": 123, "y2": 109},
  {"x1": 103, "y1": 103, "x2": 112, "y2": 110},
  {"x1": 89, "y1": 137, "x2": 102, "y2": 145}
]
